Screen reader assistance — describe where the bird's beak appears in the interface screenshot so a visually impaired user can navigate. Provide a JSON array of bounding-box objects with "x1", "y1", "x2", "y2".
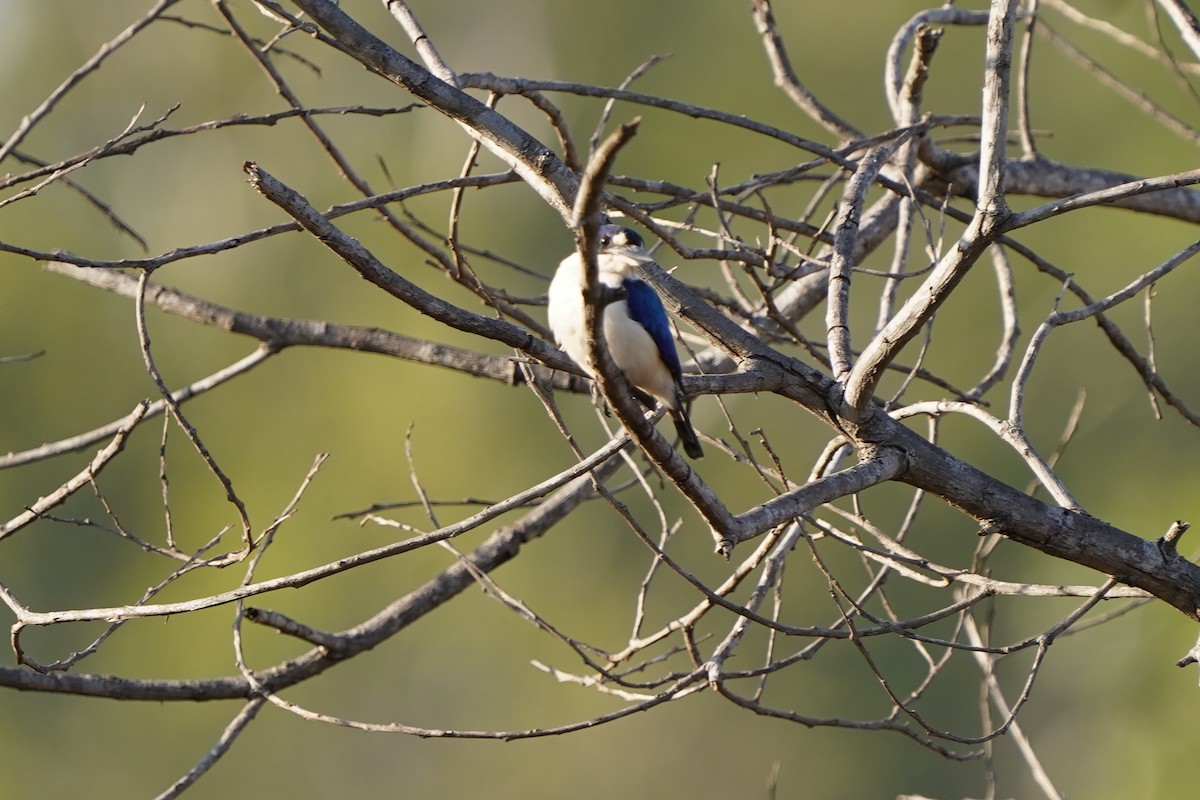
[{"x1": 623, "y1": 246, "x2": 656, "y2": 264}]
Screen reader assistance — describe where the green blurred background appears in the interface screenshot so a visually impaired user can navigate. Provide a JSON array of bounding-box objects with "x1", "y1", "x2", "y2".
[{"x1": 3, "y1": 0, "x2": 1200, "y2": 797}]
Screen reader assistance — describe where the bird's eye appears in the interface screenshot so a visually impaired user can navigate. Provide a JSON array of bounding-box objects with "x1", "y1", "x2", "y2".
[{"x1": 599, "y1": 234, "x2": 612, "y2": 249}]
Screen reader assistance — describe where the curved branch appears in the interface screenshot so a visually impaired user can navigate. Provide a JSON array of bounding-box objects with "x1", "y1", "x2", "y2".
[
  {"x1": 748, "y1": 0, "x2": 862, "y2": 140},
  {"x1": 290, "y1": 0, "x2": 578, "y2": 218}
]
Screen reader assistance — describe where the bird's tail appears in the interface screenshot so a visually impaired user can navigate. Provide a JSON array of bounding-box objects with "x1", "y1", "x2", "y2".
[{"x1": 671, "y1": 407, "x2": 704, "y2": 459}]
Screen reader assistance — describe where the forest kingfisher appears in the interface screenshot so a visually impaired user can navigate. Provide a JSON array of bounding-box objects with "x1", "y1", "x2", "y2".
[{"x1": 547, "y1": 224, "x2": 704, "y2": 459}]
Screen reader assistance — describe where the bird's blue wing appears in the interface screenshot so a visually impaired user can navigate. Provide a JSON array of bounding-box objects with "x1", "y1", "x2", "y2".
[{"x1": 623, "y1": 277, "x2": 683, "y2": 380}]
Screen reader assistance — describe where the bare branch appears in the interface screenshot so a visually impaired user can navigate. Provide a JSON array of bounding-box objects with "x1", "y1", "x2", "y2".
[
  {"x1": 290, "y1": 0, "x2": 578, "y2": 218},
  {"x1": 7, "y1": 1, "x2": 1200, "y2": 794},
  {"x1": 153, "y1": 698, "x2": 267, "y2": 800},
  {"x1": 1154, "y1": 0, "x2": 1200, "y2": 62},
  {"x1": 0, "y1": 402, "x2": 149, "y2": 540},
  {"x1": 749, "y1": 0, "x2": 862, "y2": 140},
  {"x1": 0, "y1": 0, "x2": 182, "y2": 162},
  {"x1": 244, "y1": 162, "x2": 566, "y2": 365},
  {"x1": 42, "y1": 260, "x2": 563, "y2": 383}
]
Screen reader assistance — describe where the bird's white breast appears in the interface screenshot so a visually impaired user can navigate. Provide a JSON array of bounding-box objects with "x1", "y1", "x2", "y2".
[{"x1": 547, "y1": 252, "x2": 677, "y2": 408}]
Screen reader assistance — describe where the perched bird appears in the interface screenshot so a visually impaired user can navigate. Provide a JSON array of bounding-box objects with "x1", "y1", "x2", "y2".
[{"x1": 547, "y1": 224, "x2": 704, "y2": 459}]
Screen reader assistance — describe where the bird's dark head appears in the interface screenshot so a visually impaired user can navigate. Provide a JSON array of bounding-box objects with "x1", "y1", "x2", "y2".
[{"x1": 598, "y1": 224, "x2": 647, "y2": 254}]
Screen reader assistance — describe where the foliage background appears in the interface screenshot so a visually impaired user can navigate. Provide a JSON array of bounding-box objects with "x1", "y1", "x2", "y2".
[{"x1": 2, "y1": 0, "x2": 1199, "y2": 797}]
